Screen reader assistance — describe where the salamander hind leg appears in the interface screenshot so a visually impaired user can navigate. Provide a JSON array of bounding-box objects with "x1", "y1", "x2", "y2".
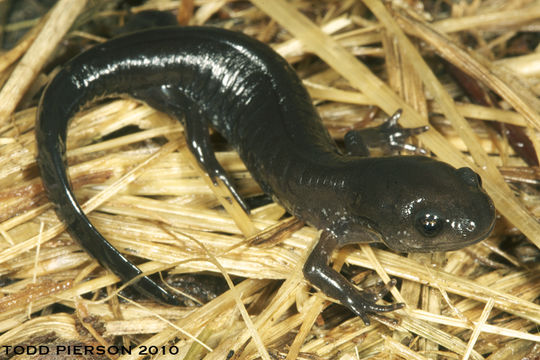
[
  {"x1": 344, "y1": 109, "x2": 429, "y2": 156},
  {"x1": 303, "y1": 231, "x2": 403, "y2": 325},
  {"x1": 182, "y1": 105, "x2": 250, "y2": 213},
  {"x1": 132, "y1": 87, "x2": 249, "y2": 213}
]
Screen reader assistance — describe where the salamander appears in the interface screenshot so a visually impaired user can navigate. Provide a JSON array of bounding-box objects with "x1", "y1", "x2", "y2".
[{"x1": 36, "y1": 26, "x2": 496, "y2": 324}]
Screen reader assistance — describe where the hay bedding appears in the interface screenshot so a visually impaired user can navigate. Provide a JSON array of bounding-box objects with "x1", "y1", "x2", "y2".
[{"x1": 0, "y1": 0, "x2": 538, "y2": 359}]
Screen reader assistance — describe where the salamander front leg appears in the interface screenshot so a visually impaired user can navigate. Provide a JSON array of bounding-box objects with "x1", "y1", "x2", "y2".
[
  {"x1": 183, "y1": 114, "x2": 250, "y2": 213},
  {"x1": 303, "y1": 231, "x2": 403, "y2": 325},
  {"x1": 344, "y1": 109, "x2": 429, "y2": 156}
]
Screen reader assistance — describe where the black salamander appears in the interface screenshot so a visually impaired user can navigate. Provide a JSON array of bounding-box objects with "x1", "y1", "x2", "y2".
[{"x1": 36, "y1": 27, "x2": 496, "y2": 324}]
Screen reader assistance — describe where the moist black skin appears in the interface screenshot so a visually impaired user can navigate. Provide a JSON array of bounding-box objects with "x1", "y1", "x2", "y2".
[{"x1": 36, "y1": 26, "x2": 496, "y2": 324}]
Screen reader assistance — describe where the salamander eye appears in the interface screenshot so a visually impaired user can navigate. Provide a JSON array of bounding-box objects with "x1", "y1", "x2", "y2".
[
  {"x1": 476, "y1": 173, "x2": 482, "y2": 187},
  {"x1": 415, "y1": 211, "x2": 443, "y2": 237},
  {"x1": 457, "y1": 167, "x2": 482, "y2": 187}
]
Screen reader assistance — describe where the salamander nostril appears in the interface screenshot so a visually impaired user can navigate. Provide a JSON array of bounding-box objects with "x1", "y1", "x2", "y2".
[{"x1": 456, "y1": 167, "x2": 481, "y2": 187}]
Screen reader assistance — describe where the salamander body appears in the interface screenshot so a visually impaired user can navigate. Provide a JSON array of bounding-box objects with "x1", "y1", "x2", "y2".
[{"x1": 36, "y1": 27, "x2": 495, "y2": 323}]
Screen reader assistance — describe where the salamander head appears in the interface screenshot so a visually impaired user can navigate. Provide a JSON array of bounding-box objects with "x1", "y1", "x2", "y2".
[{"x1": 342, "y1": 156, "x2": 496, "y2": 252}]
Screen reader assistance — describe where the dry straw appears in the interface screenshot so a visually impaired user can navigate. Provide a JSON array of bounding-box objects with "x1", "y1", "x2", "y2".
[{"x1": 0, "y1": 0, "x2": 538, "y2": 359}]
